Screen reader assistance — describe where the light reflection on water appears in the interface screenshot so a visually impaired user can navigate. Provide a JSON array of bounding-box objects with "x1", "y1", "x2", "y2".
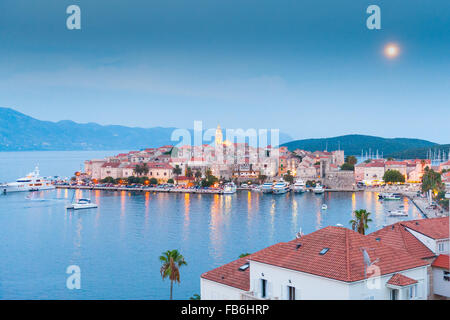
[{"x1": 0, "y1": 189, "x2": 423, "y2": 299}]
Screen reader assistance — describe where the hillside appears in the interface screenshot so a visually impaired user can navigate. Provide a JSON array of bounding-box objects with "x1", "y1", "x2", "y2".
[
  {"x1": 0, "y1": 107, "x2": 292, "y2": 151},
  {"x1": 386, "y1": 144, "x2": 450, "y2": 160},
  {"x1": 281, "y1": 134, "x2": 438, "y2": 156}
]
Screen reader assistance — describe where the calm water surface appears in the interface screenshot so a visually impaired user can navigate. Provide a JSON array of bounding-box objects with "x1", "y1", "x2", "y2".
[{"x1": 0, "y1": 152, "x2": 423, "y2": 299}]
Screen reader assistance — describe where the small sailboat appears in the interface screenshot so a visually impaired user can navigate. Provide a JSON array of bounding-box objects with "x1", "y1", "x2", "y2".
[{"x1": 321, "y1": 204, "x2": 328, "y2": 210}]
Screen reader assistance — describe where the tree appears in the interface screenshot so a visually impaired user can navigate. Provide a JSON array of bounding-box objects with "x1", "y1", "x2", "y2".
[
  {"x1": 421, "y1": 167, "x2": 444, "y2": 195},
  {"x1": 159, "y1": 250, "x2": 187, "y2": 300},
  {"x1": 194, "y1": 170, "x2": 202, "y2": 184},
  {"x1": 150, "y1": 178, "x2": 158, "y2": 185},
  {"x1": 141, "y1": 163, "x2": 149, "y2": 176},
  {"x1": 345, "y1": 155, "x2": 357, "y2": 166},
  {"x1": 283, "y1": 171, "x2": 294, "y2": 184},
  {"x1": 383, "y1": 170, "x2": 405, "y2": 183},
  {"x1": 185, "y1": 167, "x2": 193, "y2": 178},
  {"x1": 100, "y1": 176, "x2": 115, "y2": 184},
  {"x1": 239, "y1": 253, "x2": 250, "y2": 258},
  {"x1": 340, "y1": 163, "x2": 355, "y2": 171},
  {"x1": 257, "y1": 174, "x2": 267, "y2": 185},
  {"x1": 167, "y1": 178, "x2": 174, "y2": 184},
  {"x1": 349, "y1": 209, "x2": 372, "y2": 235},
  {"x1": 133, "y1": 164, "x2": 143, "y2": 176},
  {"x1": 172, "y1": 165, "x2": 182, "y2": 185}
]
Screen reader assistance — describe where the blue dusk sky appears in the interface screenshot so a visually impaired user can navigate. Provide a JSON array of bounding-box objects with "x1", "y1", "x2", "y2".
[{"x1": 0, "y1": 1, "x2": 449, "y2": 143}]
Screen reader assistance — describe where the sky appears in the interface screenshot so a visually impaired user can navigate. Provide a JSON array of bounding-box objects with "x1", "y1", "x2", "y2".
[{"x1": 0, "y1": 0, "x2": 449, "y2": 143}]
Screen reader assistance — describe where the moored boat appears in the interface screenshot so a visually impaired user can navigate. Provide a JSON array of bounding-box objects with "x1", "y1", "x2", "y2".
[
  {"x1": 1, "y1": 167, "x2": 55, "y2": 194},
  {"x1": 313, "y1": 184, "x2": 325, "y2": 194},
  {"x1": 261, "y1": 182, "x2": 274, "y2": 193},
  {"x1": 272, "y1": 181, "x2": 290, "y2": 194},
  {"x1": 222, "y1": 182, "x2": 237, "y2": 194},
  {"x1": 293, "y1": 179, "x2": 306, "y2": 193}
]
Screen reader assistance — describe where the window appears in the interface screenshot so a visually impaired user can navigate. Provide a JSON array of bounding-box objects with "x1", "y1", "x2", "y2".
[
  {"x1": 288, "y1": 286, "x2": 296, "y2": 300},
  {"x1": 438, "y1": 243, "x2": 445, "y2": 252},
  {"x1": 390, "y1": 289, "x2": 398, "y2": 300},
  {"x1": 261, "y1": 279, "x2": 267, "y2": 298},
  {"x1": 408, "y1": 284, "x2": 417, "y2": 299}
]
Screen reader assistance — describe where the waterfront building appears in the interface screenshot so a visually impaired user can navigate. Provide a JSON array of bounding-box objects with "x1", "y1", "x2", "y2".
[
  {"x1": 201, "y1": 226, "x2": 429, "y2": 300},
  {"x1": 147, "y1": 163, "x2": 174, "y2": 183}
]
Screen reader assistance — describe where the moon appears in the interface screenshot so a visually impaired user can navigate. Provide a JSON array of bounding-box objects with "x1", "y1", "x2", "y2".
[{"x1": 384, "y1": 43, "x2": 400, "y2": 59}]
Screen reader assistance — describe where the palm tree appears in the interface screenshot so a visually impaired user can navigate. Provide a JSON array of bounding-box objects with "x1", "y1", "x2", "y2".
[
  {"x1": 173, "y1": 165, "x2": 182, "y2": 185},
  {"x1": 185, "y1": 167, "x2": 193, "y2": 178},
  {"x1": 349, "y1": 209, "x2": 372, "y2": 235},
  {"x1": 133, "y1": 164, "x2": 141, "y2": 176},
  {"x1": 141, "y1": 163, "x2": 149, "y2": 176},
  {"x1": 159, "y1": 249, "x2": 187, "y2": 300}
]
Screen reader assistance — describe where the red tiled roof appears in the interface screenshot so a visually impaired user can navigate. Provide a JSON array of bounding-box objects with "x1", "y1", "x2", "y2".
[
  {"x1": 401, "y1": 217, "x2": 449, "y2": 240},
  {"x1": 202, "y1": 227, "x2": 429, "y2": 289},
  {"x1": 386, "y1": 161, "x2": 407, "y2": 166},
  {"x1": 101, "y1": 162, "x2": 121, "y2": 168},
  {"x1": 370, "y1": 222, "x2": 435, "y2": 260},
  {"x1": 249, "y1": 227, "x2": 428, "y2": 282},
  {"x1": 432, "y1": 254, "x2": 449, "y2": 270},
  {"x1": 387, "y1": 273, "x2": 418, "y2": 287},
  {"x1": 147, "y1": 163, "x2": 173, "y2": 169}
]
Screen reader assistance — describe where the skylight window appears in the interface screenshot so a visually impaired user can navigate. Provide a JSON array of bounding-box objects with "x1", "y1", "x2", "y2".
[
  {"x1": 239, "y1": 263, "x2": 250, "y2": 271},
  {"x1": 319, "y1": 248, "x2": 330, "y2": 255}
]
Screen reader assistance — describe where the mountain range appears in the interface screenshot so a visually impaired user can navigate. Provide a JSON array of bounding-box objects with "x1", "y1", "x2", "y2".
[
  {"x1": 1, "y1": 107, "x2": 447, "y2": 157},
  {"x1": 0, "y1": 107, "x2": 292, "y2": 151}
]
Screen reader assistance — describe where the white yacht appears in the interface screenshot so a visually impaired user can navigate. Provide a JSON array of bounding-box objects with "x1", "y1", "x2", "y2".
[
  {"x1": 66, "y1": 198, "x2": 98, "y2": 210},
  {"x1": 1, "y1": 167, "x2": 55, "y2": 194},
  {"x1": 321, "y1": 204, "x2": 328, "y2": 210},
  {"x1": 222, "y1": 182, "x2": 237, "y2": 194},
  {"x1": 313, "y1": 184, "x2": 325, "y2": 194},
  {"x1": 261, "y1": 182, "x2": 274, "y2": 193},
  {"x1": 272, "y1": 181, "x2": 290, "y2": 194},
  {"x1": 293, "y1": 179, "x2": 306, "y2": 193}
]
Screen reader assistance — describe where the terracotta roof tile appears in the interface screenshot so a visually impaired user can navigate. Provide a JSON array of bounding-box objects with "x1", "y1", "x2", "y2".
[
  {"x1": 202, "y1": 227, "x2": 429, "y2": 289},
  {"x1": 401, "y1": 217, "x2": 449, "y2": 240},
  {"x1": 432, "y1": 254, "x2": 450, "y2": 270},
  {"x1": 387, "y1": 273, "x2": 418, "y2": 286},
  {"x1": 370, "y1": 223, "x2": 435, "y2": 260}
]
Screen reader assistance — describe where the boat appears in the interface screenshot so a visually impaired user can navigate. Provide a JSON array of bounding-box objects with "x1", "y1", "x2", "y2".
[
  {"x1": 261, "y1": 182, "x2": 274, "y2": 193},
  {"x1": 293, "y1": 179, "x2": 306, "y2": 193},
  {"x1": 222, "y1": 182, "x2": 237, "y2": 194},
  {"x1": 66, "y1": 198, "x2": 98, "y2": 210},
  {"x1": 383, "y1": 193, "x2": 401, "y2": 201},
  {"x1": 313, "y1": 184, "x2": 325, "y2": 194},
  {"x1": 388, "y1": 210, "x2": 408, "y2": 217},
  {"x1": 321, "y1": 204, "x2": 328, "y2": 210},
  {"x1": 1, "y1": 167, "x2": 55, "y2": 193},
  {"x1": 272, "y1": 181, "x2": 290, "y2": 194}
]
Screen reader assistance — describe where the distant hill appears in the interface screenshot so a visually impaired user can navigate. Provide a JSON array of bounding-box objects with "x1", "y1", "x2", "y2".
[
  {"x1": 281, "y1": 134, "x2": 438, "y2": 156},
  {"x1": 0, "y1": 107, "x2": 292, "y2": 151},
  {"x1": 386, "y1": 144, "x2": 450, "y2": 160}
]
